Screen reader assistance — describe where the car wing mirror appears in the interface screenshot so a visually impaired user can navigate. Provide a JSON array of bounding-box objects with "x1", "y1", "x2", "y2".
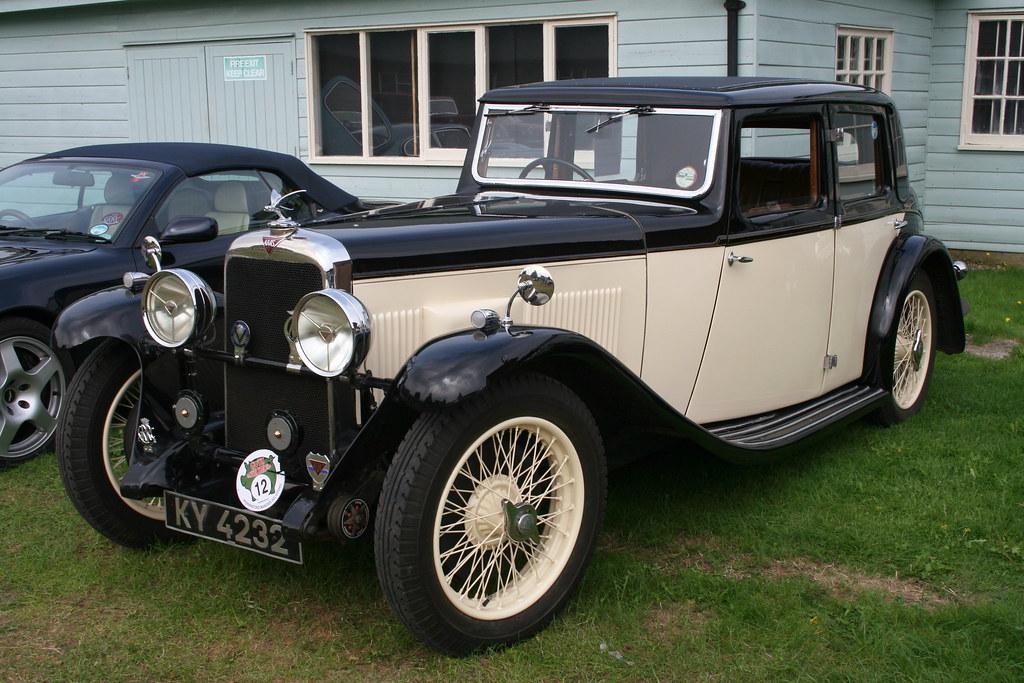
[{"x1": 161, "y1": 216, "x2": 219, "y2": 244}]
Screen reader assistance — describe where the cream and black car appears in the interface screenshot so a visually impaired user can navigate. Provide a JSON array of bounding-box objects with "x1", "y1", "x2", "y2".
[{"x1": 54, "y1": 77, "x2": 967, "y2": 655}]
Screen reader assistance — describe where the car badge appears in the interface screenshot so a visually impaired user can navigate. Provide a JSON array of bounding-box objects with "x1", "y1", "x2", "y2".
[
  {"x1": 137, "y1": 417, "x2": 156, "y2": 453},
  {"x1": 262, "y1": 235, "x2": 286, "y2": 254},
  {"x1": 236, "y1": 449, "x2": 285, "y2": 512},
  {"x1": 305, "y1": 452, "x2": 331, "y2": 492},
  {"x1": 230, "y1": 320, "x2": 250, "y2": 363}
]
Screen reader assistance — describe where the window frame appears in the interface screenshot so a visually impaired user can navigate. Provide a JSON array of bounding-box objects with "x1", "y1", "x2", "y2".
[
  {"x1": 305, "y1": 15, "x2": 617, "y2": 166},
  {"x1": 831, "y1": 104, "x2": 898, "y2": 225},
  {"x1": 959, "y1": 10, "x2": 1024, "y2": 151},
  {"x1": 835, "y1": 25, "x2": 894, "y2": 94},
  {"x1": 471, "y1": 103, "x2": 722, "y2": 201}
]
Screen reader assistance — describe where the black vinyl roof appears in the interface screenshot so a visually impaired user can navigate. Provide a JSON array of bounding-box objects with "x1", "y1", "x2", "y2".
[
  {"x1": 36, "y1": 142, "x2": 358, "y2": 212},
  {"x1": 481, "y1": 77, "x2": 894, "y2": 108}
]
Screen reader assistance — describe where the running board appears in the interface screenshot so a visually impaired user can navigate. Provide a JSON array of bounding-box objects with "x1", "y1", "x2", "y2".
[{"x1": 703, "y1": 384, "x2": 887, "y2": 450}]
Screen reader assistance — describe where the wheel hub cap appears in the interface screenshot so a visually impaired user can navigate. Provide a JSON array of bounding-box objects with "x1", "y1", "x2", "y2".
[
  {"x1": 464, "y1": 474, "x2": 520, "y2": 547},
  {"x1": 503, "y1": 500, "x2": 540, "y2": 543},
  {"x1": 911, "y1": 328, "x2": 924, "y2": 371}
]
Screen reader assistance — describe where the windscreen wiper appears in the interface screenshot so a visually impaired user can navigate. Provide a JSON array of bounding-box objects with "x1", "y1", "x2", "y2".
[
  {"x1": 0, "y1": 226, "x2": 107, "y2": 242},
  {"x1": 485, "y1": 104, "x2": 552, "y2": 118},
  {"x1": 585, "y1": 105, "x2": 655, "y2": 134},
  {"x1": 43, "y1": 230, "x2": 109, "y2": 243}
]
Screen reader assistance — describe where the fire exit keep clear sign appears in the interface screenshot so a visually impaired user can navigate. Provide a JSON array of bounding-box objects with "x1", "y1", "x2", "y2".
[{"x1": 223, "y1": 55, "x2": 267, "y2": 81}]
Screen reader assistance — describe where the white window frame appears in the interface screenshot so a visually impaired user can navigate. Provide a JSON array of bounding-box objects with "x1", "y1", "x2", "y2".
[
  {"x1": 959, "y1": 11, "x2": 1024, "y2": 151},
  {"x1": 305, "y1": 15, "x2": 617, "y2": 166},
  {"x1": 835, "y1": 25, "x2": 894, "y2": 94}
]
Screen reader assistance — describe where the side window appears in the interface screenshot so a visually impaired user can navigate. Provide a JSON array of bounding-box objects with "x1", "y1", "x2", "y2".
[
  {"x1": 155, "y1": 170, "x2": 316, "y2": 237},
  {"x1": 833, "y1": 112, "x2": 888, "y2": 202},
  {"x1": 738, "y1": 117, "x2": 824, "y2": 220}
]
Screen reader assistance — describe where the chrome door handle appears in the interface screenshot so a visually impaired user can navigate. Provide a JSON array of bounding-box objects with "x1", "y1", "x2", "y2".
[
  {"x1": 727, "y1": 252, "x2": 754, "y2": 266},
  {"x1": 891, "y1": 218, "x2": 908, "y2": 231}
]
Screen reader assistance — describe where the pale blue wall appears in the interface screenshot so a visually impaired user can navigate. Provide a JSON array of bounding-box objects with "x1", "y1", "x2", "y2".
[
  {"x1": 751, "y1": 0, "x2": 935, "y2": 200},
  {"x1": 0, "y1": 0, "x2": 1021, "y2": 250},
  {"x1": 926, "y1": 1, "x2": 1024, "y2": 253},
  {"x1": 0, "y1": 0, "x2": 751, "y2": 203}
]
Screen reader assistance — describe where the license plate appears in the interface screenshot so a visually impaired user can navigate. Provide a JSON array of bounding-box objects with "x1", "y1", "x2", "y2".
[{"x1": 164, "y1": 491, "x2": 303, "y2": 564}]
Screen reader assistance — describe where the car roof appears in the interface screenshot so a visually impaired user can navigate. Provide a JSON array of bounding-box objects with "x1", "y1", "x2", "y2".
[
  {"x1": 34, "y1": 142, "x2": 358, "y2": 212},
  {"x1": 480, "y1": 76, "x2": 894, "y2": 108}
]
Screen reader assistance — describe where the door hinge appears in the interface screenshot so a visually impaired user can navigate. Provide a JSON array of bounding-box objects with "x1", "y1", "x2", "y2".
[
  {"x1": 824, "y1": 354, "x2": 839, "y2": 371},
  {"x1": 834, "y1": 214, "x2": 842, "y2": 229},
  {"x1": 829, "y1": 128, "x2": 844, "y2": 142}
]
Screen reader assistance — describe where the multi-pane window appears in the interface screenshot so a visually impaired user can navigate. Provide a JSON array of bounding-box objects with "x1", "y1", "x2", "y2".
[
  {"x1": 836, "y1": 27, "x2": 893, "y2": 93},
  {"x1": 308, "y1": 18, "x2": 614, "y2": 162},
  {"x1": 961, "y1": 12, "x2": 1024, "y2": 149}
]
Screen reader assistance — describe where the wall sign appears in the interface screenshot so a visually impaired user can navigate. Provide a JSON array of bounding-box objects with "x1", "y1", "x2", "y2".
[{"x1": 223, "y1": 55, "x2": 267, "y2": 81}]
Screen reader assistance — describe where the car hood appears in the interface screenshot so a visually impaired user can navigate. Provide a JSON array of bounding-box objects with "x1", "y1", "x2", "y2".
[
  {"x1": 0, "y1": 240, "x2": 97, "y2": 268},
  {"x1": 313, "y1": 193, "x2": 698, "y2": 278}
]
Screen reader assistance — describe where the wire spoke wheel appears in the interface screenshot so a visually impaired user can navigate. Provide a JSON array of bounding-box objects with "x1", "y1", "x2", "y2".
[
  {"x1": 892, "y1": 289, "x2": 932, "y2": 410},
  {"x1": 433, "y1": 417, "x2": 585, "y2": 620},
  {"x1": 102, "y1": 369, "x2": 163, "y2": 519},
  {"x1": 0, "y1": 335, "x2": 65, "y2": 460},
  {"x1": 375, "y1": 374, "x2": 605, "y2": 654}
]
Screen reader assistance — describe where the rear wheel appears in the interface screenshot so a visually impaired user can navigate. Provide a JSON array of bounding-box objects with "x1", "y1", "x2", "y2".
[
  {"x1": 876, "y1": 273, "x2": 936, "y2": 425},
  {"x1": 375, "y1": 374, "x2": 606, "y2": 655},
  {"x1": 56, "y1": 343, "x2": 175, "y2": 547},
  {"x1": 0, "y1": 317, "x2": 66, "y2": 464}
]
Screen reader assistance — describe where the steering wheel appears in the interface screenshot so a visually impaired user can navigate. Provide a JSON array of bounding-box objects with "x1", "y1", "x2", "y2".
[
  {"x1": 518, "y1": 157, "x2": 595, "y2": 182},
  {"x1": 0, "y1": 208, "x2": 34, "y2": 226}
]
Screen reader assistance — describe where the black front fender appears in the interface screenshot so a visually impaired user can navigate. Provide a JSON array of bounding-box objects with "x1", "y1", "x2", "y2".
[
  {"x1": 52, "y1": 285, "x2": 147, "y2": 352},
  {"x1": 382, "y1": 327, "x2": 794, "y2": 467}
]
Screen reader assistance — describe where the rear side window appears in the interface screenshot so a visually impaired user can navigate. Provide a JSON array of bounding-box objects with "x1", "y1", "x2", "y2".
[
  {"x1": 738, "y1": 118, "x2": 824, "y2": 219},
  {"x1": 834, "y1": 112, "x2": 888, "y2": 202}
]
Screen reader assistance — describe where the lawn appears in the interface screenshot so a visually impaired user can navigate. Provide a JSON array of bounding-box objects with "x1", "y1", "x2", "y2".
[{"x1": 1, "y1": 268, "x2": 1022, "y2": 682}]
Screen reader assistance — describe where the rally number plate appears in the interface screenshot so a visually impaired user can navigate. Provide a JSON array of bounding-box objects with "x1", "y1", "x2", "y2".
[{"x1": 165, "y1": 492, "x2": 303, "y2": 564}]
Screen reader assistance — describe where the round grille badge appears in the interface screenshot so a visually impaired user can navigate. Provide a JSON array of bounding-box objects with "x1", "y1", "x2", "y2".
[{"x1": 236, "y1": 449, "x2": 285, "y2": 512}]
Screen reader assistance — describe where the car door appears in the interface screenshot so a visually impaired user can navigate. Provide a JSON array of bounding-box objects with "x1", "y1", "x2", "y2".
[
  {"x1": 821, "y1": 106, "x2": 903, "y2": 393},
  {"x1": 687, "y1": 107, "x2": 836, "y2": 425}
]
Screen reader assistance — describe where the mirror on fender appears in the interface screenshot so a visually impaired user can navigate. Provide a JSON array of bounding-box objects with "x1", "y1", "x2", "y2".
[{"x1": 161, "y1": 216, "x2": 219, "y2": 244}]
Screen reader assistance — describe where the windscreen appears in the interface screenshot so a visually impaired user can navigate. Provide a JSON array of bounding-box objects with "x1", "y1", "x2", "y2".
[
  {"x1": 0, "y1": 162, "x2": 162, "y2": 240},
  {"x1": 473, "y1": 105, "x2": 720, "y2": 199}
]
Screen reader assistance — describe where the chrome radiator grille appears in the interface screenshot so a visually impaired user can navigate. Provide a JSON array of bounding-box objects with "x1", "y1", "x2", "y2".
[{"x1": 223, "y1": 256, "x2": 352, "y2": 469}]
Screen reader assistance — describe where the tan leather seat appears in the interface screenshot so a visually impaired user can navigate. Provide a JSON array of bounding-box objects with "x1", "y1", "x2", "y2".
[
  {"x1": 88, "y1": 174, "x2": 137, "y2": 232},
  {"x1": 206, "y1": 181, "x2": 250, "y2": 235}
]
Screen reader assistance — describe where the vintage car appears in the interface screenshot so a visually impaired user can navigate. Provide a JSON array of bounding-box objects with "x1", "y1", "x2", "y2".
[
  {"x1": 0, "y1": 143, "x2": 359, "y2": 463},
  {"x1": 54, "y1": 77, "x2": 967, "y2": 655}
]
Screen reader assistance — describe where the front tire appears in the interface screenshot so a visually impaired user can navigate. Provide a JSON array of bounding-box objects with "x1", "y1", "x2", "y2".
[
  {"x1": 374, "y1": 374, "x2": 606, "y2": 655},
  {"x1": 56, "y1": 343, "x2": 175, "y2": 548},
  {"x1": 876, "y1": 272, "x2": 937, "y2": 425}
]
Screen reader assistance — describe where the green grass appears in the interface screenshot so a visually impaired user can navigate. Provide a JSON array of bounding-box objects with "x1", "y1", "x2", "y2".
[{"x1": 2, "y1": 269, "x2": 1023, "y2": 682}]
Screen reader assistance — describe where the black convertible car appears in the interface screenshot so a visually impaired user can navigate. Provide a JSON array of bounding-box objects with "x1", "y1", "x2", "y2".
[{"x1": 0, "y1": 143, "x2": 359, "y2": 463}]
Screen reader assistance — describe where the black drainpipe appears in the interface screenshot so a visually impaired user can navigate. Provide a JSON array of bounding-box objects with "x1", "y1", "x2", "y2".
[{"x1": 724, "y1": 0, "x2": 746, "y2": 77}]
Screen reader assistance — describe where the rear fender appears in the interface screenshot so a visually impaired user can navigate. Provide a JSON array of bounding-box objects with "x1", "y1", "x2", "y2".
[{"x1": 863, "y1": 233, "x2": 966, "y2": 385}]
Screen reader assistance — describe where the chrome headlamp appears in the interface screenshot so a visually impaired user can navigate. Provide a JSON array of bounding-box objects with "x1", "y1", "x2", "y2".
[
  {"x1": 141, "y1": 269, "x2": 216, "y2": 348},
  {"x1": 290, "y1": 289, "x2": 371, "y2": 377}
]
